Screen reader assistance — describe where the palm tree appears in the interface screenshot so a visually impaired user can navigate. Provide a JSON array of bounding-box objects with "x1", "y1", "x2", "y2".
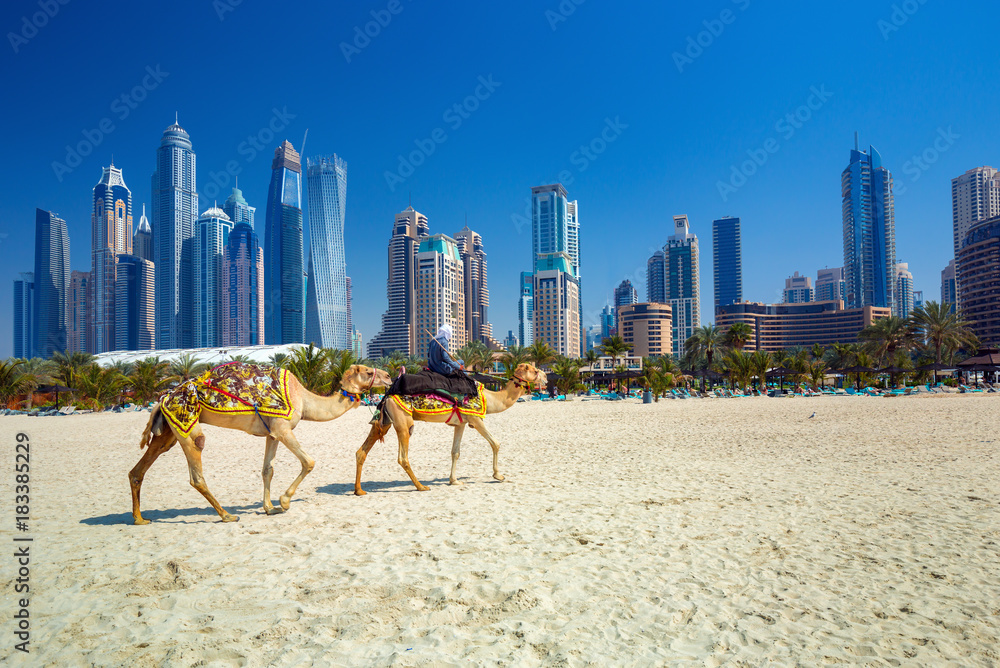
[
  {"x1": 455, "y1": 340, "x2": 492, "y2": 373},
  {"x1": 808, "y1": 359, "x2": 828, "y2": 390},
  {"x1": 527, "y1": 340, "x2": 558, "y2": 369},
  {"x1": 858, "y1": 316, "x2": 915, "y2": 367},
  {"x1": 50, "y1": 350, "x2": 94, "y2": 391},
  {"x1": 909, "y1": 300, "x2": 978, "y2": 366},
  {"x1": 14, "y1": 357, "x2": 54, "y2": 409},
  {"x1": 286, "y1": 344, "x2": 333, "y2": 394},
  {"x1": 327, "y1": 348, "x2": 358, "y2": 389},
  {"x1": 169, "y1": 354, "x2": 209, "y2": 384},
  {"x1": 498, "y1": 345, "x2": 531, "y2": 378},
  {"x1": 750, "y1": 350, "x2": 772, "y2": 392},
  {"x1": 75, "y1": 364, "x2": 126, "y2": 410},
  {"x1": 127, "y1": 357, "x2": 173, "y2": 405},
  {"x1": 227, "y1": 354, "x2": 252, "y2": 364},
  {"x1": 685, "y1": 325, "x2": 723, "y2": 390},
  {"x1": 726, "y1": 322, "x2": 754, "y2": 351},
  {"x1": 810, "y1": 343, "x2": 826, "y2": 361},
  {"x1": 0, "y1": 359, "x2": 30, "y2": 408},
  {"x1": 723, "y1": 349, "x2": 754, "y2": 390},
  {"x1": 825, "y1": 342, "x2": 856, "y2": 372},
  {"x1": 599, "y1": 335, "x2": 631, "y2": 371},
  {"x1": 267, "y1": 352, "x2": 289, "y2": 369},
  {"x1": 550, "y1": 357, "x2": 583, "y2": 396}
]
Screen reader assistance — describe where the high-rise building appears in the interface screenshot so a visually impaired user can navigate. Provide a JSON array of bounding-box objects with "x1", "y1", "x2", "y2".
[
  {"x1": 783, "y1": 271, "x2": 814, "y2": 304},
  {"x1": 351, "y1": 328, "x2": 363, "y2": 358},
  {"x1": 304, "y1": 154, "x2": 349, "y2": 349},
  {"x1": 193, "y1": 207, "x2": 234, "y2": 348},
  {"x1": 504, "y1": 330, "x2": 518, "y2": 349},
  {"x1": 618, "y1": 303, "x2": 672, "y2": 358},
  {"x1": 33, "y1": 209, "x2": 70, "y2": 358},
  {"x1": 951, "y1": 167, "x2": 1000, "y2": 258},
  {"x1": 115, "y1": 254, "x2": 155, "y2": 351},
  {"x1": 913, "y1": 290, "x2": 924, "y2": 310},
  {"x1": 894, "y1": 262, "x2": 914, "y2": 318},
  {"x1": 67, "y1": 271, "x2": 89, "y2": 354},
  {"x1": 815, "y1": 267, "x2": 846, "y2": 303},
  {"x1": 716, "y1": 300, "x2": 891, "y2": 352},
  {"x1": 599, "y1": 303, "x2": 615, "y2": 341},
  {"x1": 842, "y1": 137, "x2": 896, "y2": 311},
  {"x1": 455, "y1": 226, "x2": 500, "y2": 348},
  {"x1": 941, "y1": 259, "x2": 957, "y2": 312},
  {"x1": 414, "y1": 234, "x2": 466, "y2": 356},
  {"x1": 222, "y1": 181, "x2": 255, "y2": 226},
  {"x1": 712, "y1": 216, "x2": 742, "y2": 313},
  {"x1": 152, "y1": 117, "x2": 197, "y2": 350},
  {"x1": 517, "y1": 270, "x2": 534, "y2": 348},
  {"x1": 223, "y1": 222, "x2": 264, "y2": 346},
  {"x1": 614, "y1": 279, "x2": 638, "y2": 325},
  {"x1": 531, "y1": 184, "x2": 581, "y2": 355},
  {"x1": 133, "y1": 204, "x2": 152, "y2": 262},
  {"x1": 346, "y1": 276, "x2": 353, "y2": 344},
  {"x1": 665, "y1": 214, "x2": 700, "y2": 358},
  {"x1": 647, "y1": 250, "x2": 665, "y2": 303},
  {"x1": 90, "y1": 163, "x2": 133, "y2": 354},
  {"x1": 956, "y1": 214, "x2": 1000, "y2": 346},
  {"x1": 264, "y1": 140, "x2": 305, "y2": 345},
  {"x1": 12, "y1": 273, "x2": 33, "y2": 359},
  {"x1": 532, "y1": 252, "x2": 580, "y2": 357},
  {"x1": 369, "y1": 206, "x2": 428, "y2": 357}
]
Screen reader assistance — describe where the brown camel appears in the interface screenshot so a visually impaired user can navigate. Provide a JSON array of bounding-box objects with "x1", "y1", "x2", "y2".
[
  {"x1": 353, "y1": 363, "x2": 547, "y2": 495},
  {"x1": 130, "y1": 363, "x2": 391, "y2": 524}
]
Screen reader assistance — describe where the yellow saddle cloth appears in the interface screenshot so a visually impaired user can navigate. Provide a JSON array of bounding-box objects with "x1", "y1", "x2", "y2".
[
  {"x1": 389, "y1": 383, "x2": 487, "y2": 423},
  {"x1": 159, "y1": 363, "x2": 294, "y2": 437}
]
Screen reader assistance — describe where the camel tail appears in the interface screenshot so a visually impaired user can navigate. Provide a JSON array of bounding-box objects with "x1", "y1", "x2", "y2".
[{"x1": 140, "y1": 404, "x2": 166, "y2": 449}]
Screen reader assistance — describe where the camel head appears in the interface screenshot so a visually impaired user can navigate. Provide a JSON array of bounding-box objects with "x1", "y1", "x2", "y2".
[
  {"x1": 340, "y1": 365, "x2": 392, "y2": 395},
  {"x1": 512, "y1": 363, "x2": 547, "y2": 391}
]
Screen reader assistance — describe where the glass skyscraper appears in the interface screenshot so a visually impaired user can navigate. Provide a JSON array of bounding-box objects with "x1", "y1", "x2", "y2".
[
  {"x1": 115, "y1": 254, "x2": 155, "y2": 351},
  {"x1": 712, "y1": 216, "x2": 742, "y2": 313},
  {"x1": 842, "y1": 138, "x2": 896, "y2": 311},
  {"x1": 224, "y1": 222, "x2": 264, "y2": 346},
  {"x1": 530, "y1": 184, "x2": 581, "y2": 356},
  {"x1": 13, "y1": 273, "x2": 33, "y2": 359},
  {"x1": 369, "y1": 207, "x2": 428, "y2": 357},
  {"x1": 91, "y1": 163, "x2": 133, "y2": 353},
  {"x1": 304, "y1": 154, "x2": 349, "y2": 349},
  {"x1": 517, "y1": 270, "x2": 534, "y2": 347},
  {"x1": 133, "y1": 204, "x2": 152, "y2": 262},
  {"x1": 264, "y1": 140, "x2": 305, "y2": 345},
  {"x1": 647, "y1": 251, "x2": 665, "y2": 304},
  {"x1": 152, "y1": 117, "x2": 197, "y2": 349},
  {"x1": 193, "y1": 207, "x2": 234, "y2": 348},
  {"x1": 665, "y1": 215, "x2": 699, "y2": 358},
  {"x1": 223, "y1": 182, "x2": 255, "y2": 226},
  {"x1": 33, "y1": 208, "x2": 70, "y2": 358}
]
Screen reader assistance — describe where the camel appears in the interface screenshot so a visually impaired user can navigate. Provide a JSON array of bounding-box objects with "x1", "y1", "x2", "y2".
[
  {"x1": 353, "y1": 363, "x2": 547, "y2": 495},
  {"x1": 130, "y1": 363, "x2": 391, "y2": 524}
]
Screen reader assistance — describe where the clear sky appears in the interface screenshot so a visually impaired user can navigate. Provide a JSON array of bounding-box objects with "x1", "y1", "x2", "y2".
[{"x1": 2, "y1": 0, "x2": 999, "y2": 358}]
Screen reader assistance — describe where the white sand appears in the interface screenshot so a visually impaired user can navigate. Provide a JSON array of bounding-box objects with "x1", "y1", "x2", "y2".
[{"x1": 2, "y1": 393, "x2": 999, "y2": 666}]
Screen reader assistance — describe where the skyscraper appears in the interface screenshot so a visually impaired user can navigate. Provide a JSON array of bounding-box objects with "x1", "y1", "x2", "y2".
[
  {"x1": 222, "y1": 181, "x2": 255, "y2": 226},
  {"x1": 153, "y1": 117, "x2": 197, "y2": 350},
  {"x1": 133, "y1": 204, "x2": 152, "y2": 262},
  {"x1": 455, "y1": 226, "x2": 500, "y2": 348},
  {"x1": 815, "y1": 267, "x2": 846, "y2": 303},
  {"x1": 91, "y1": 163, "x2": 133, "y2": 353},
  {"x1": 894, "y1": 262, "x2": 914, "y2": 318},
  {"x1": 346, "y1": 276, "x2": 353, "y2": 344},
  {"x1": 369, "y1": 206, "x2": 428, "y2": 357},
  {"x1": 613, "y1": 279, "x2": 637, "y2": 330},
  {"x1": 712, "y1": 216, "x2": 742, "y2": 313},
  {"x1": 414, "y1": 234, "x2": 466, "y2": 356},
  {"x1": 842, "y1": 137, "x2": 896, "y2": 311},
  {"x1": 665, "y1": 215, "x2": 699, "y2": 358},
  {"x1": 33, "y1": 208, "x2": 70, "y2": 358},
  {"x1": 115, "y1": 254, "x2": 155, "y2": 351},
  {"x1": 304, "y1": 154, "x2": 349, "y2": 349},
  {"x1": 599, "y1": 303, "x2": 615, "y2": 341},
  {"x1": 783, "y1": 272, "x2": 814, "y2": 304},
  {"x1": 193, "y1": 207, "x2": 234, "y2": 348},
  {"x1": 517, "y1": 270, "x2": 534, "y2": 348},
  {"x1": 12, "y1": 273, "x2": 33, "y2": 359},
  {"x1": 223, "y1": 222, "x2": 264, "y2": 346},
  {"x1": 956, "y1": 214, "x2": 1000, "y2": 346},
  {"x1": 531, "y1": 184, "x2": 582, "y2": 355},
  {"x1": 941, "y1": 259, "x2": 957, "y2": 312},
  {"x1": 532, "y1": 252, "x2": 580, "y2": 357},
  {"x1": 951, "y1": 167, "x2": 1000, "y2": 258},
  {"x1": 264, "y1": 140, "x2": 305, "y2": 345},
  {"x1": 647, "y1": 250, "x2": 665, "y2": 303},
  {"x1": 68, "y1": 271, "x2": 89, "y2": 353}
]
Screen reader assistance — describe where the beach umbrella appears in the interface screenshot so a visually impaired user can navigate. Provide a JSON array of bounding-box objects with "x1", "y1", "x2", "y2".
[
  {"x1": 836, "y1": 365, "x2": 875, "y2": 390},
  {"x1": 957, "y1": 348, "x2": 1000, "y2": 368},
  {"x1": 877, "y1": 365, "x2": 911, "y2": 388},
  {"x1": 916, "y1": 361, "x2": 953, "y2": 385},
  {"x1": 34, "y1": 383, "x2": 75, "y2": 411}
]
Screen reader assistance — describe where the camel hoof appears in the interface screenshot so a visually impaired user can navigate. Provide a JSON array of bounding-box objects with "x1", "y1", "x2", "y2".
[
  {"x1": 354, "y1": 488, "x2": 367, "y2": 496},
  {"x1": 493, "y1": 473, "x2": 506, "y2": 482},
  {"x1": 221, "y1": 514, "x2": 240, "y2": 523},
  {"x1": 279, "y1": 495, "x2": 291, "y2": 510},
  {"x1": 264, "y1": 506, "x2": 285, "y2": 516},
  {"x1": 416, "y1": 484, "x2": 429, "y2": 492},
  {"x1": 449, "y1": 479, "x2": 464, "y2": 486},
  {"x1": 134, "y1": 517, "x2": 150, "y2": 525}
]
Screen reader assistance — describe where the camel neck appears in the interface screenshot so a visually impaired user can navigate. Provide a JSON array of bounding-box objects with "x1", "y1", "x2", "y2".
[
  {"x1": 300, "y1": 387, "x2": 358, "y2": 421},
  {"x1": 484, "y1": 381, "x2": 526, "y2": 414}
]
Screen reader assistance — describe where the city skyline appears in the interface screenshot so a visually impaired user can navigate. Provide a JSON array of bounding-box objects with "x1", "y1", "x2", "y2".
[{"x1": 3, "y1": 3, "x2": 1000, "y2": 357}]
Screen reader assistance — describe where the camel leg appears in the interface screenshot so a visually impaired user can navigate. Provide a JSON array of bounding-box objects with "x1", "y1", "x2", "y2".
[
  {"x1": 129, "y1": 430, "x2": 177, "y2": 525},
  {"x1": 178, "y1": 429, "x2": 238, "y2": 522},
  {"x1": 395, "y1": 419, "x2": 428, "y2": 492},
  {"x1": 449, "y1": 423, "x2": 467, "y2": 485},
  {"x1": 261, "y1": 435, "x2": 283, "y2": 515},
  {"x1": 269, "y1": 421, "x2": 314, "y2": 511},
  {"x1": 469, "y1": 417, "x2": 505, "y2": 481},
  {"x1": 355, "y1": 423, "x2": 391, "y2": 496}
]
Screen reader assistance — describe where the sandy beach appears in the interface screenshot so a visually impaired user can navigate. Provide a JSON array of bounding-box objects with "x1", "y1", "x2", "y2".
[{"x1": 2, "y1": 393, "x2": 999, "y2": 666}]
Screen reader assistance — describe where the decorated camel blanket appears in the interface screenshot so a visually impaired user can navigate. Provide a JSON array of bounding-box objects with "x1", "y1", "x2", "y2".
[
  {"x1": 389, "y1": 382, "x2": 487, "y2": 423},
  {"x1": 159, "y1": 362, "x2": 295, "y2": 437}
]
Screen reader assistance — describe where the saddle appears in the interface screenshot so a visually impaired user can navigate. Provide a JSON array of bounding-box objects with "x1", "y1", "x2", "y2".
[{"x1": 376, "y1": 369, "x2": 482, "y2": 427}]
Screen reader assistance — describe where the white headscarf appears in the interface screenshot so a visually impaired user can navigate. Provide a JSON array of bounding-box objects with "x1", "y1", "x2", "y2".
[{"x1": 436, "y1": 324, "x2": 453, "y2": 342}]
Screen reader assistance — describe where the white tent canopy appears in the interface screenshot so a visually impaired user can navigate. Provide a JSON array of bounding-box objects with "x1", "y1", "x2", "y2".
[{"x1": 93, "y1": 343, "x2": 309, "y2": 368}]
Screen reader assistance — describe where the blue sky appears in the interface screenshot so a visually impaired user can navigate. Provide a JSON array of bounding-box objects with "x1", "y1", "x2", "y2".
[{"x1": 2, "y1": 0, "x2": 999, "y2": 358}]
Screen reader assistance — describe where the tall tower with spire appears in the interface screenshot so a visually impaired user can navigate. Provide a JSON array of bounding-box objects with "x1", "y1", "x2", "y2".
[
  {"x1": 368, "y1": 206, "x2": 428, "y2": 357},
  {"x1": 133, "y1": 204, "x2": 152, "y2": 262},
  {"x1": 264, "y1": 140, "x2": 304, "y2": 344},
  {"x1": 90, "y1": 163, "x2": 133, "y2": 353},
  {"x1": 223, "y1": 178, "x2": 255, "y2": 226},
  {"x1": 152, "y1": 116, "x2": 197, "y2": 349}
]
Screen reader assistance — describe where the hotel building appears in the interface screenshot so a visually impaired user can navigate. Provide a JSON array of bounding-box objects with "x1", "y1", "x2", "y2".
[
  {"x1": 618, "y1": 302, "x2": 672, "y2": 358},
  {"x1": 956, "y1": 214, "x2": 1000, "y2": 346},
  {"x1": 532, "y1": 252, "x2": 580, "y2": 357},
  {"x1": 665, "y1": 214, "x2": 699, "y2": 357},
  {"x1": 414, "y1": 234, "x2": 466, "y2": 356},
  {"x1": 715, "y1": 300, "x2": 891, "y2": 352}
]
